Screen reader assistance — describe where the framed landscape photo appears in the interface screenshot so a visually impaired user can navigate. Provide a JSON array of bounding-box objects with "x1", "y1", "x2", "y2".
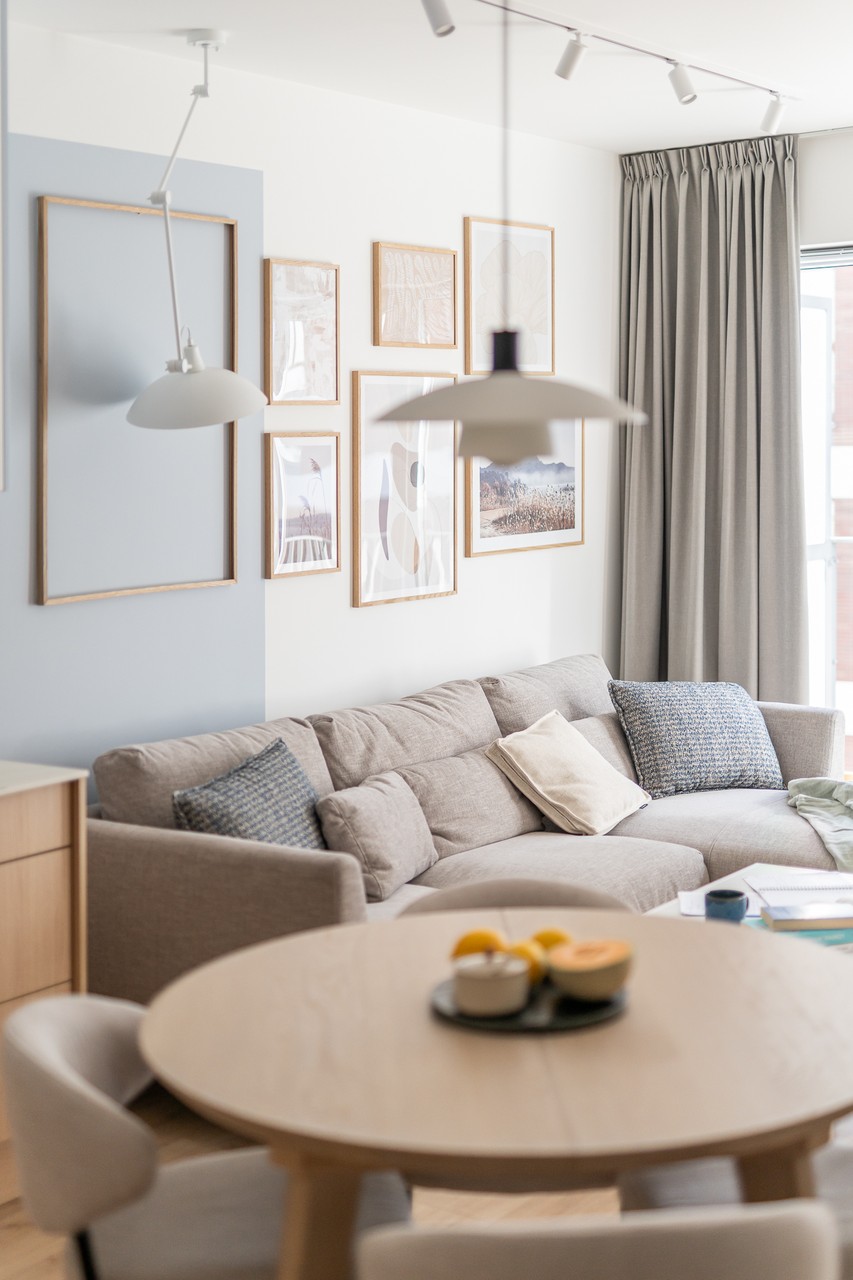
[
  {"x1": 372, "y1": 242, "x2": 457, "y2": 348},
  {"x1": 465, "y1": 424, "x2": 584, "y2": 556},
  {"x1": 264, "y1": 432, "x2": 340, "y2": 578},
  {"x1": 352, "y1": 371, "x2": 457, "y2": 607},
  {"x1": 264, "y1": 258, "x2": 340, "y2": 404},
  {"x1": 464, "y1": 216, "x2": 554, "y2": 376}
]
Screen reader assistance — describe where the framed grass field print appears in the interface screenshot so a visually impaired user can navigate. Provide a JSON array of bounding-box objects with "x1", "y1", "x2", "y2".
[
  {"x1": 464, "y1": 216, "x2": 554, "y2": 376},
  {"x1": 465, "y1": 424, "x2": 584, "y2": 556},
  {"x1": 264, "y1": 432, "x2": 340, "y2": 578},
  {"x1": 372, "y1": 242, "x2": 457, "y2": 348},
  {"x1": 264, "y1": 258, "x2": 340, "y2": 404},
  {"x1": 352, "y1": 371, "x2": 457, "y2": 607}
]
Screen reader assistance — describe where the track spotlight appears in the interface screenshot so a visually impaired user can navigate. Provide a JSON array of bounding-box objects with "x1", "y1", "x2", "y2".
[
  {"x1": 420, "y1": 0, "x2": 455, "y2": 37},
  {"x1": 760, "y1": 92, "x2": 785, "y2": 134},
  {"x1": 555, "y1": 33, "x2": 587, "y2": 81},
  {"x1": 668, "y1": 62, "x2": 697, "y2": 105}
]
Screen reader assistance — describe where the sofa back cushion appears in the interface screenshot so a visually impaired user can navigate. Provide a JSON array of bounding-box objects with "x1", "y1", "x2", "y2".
[
  {"x1": 94, "y1": 716, "x2": 333, "y2": 829},
  {"x1": 309, "y1": 680, "x2": 501, "y2": 790},
  {"x1": 478, "y1": 654, "x2": 614, "y2": 735},
  {"x1": 571, "y1": 712, "x2": 639, "y2": 782},
  {"x1": 399, "y1": 748, "x2": 543, "y2": 859}
]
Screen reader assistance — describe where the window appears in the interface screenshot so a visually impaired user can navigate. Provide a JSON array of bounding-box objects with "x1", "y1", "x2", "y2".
[{"x1": 801, "y1": 247, "x2": 853, "y2": 775}]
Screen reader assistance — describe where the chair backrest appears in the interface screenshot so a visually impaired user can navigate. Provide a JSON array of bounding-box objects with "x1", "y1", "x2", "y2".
[
  {"x1": 400, "y1": 877, "x2": 628, "y2": 915},
  {"x1": 2, "y1": 995, "x2": 158, "y2": 1234},
  {"x1": 357, "y1": 1203, "x2": 839, "y2": 1280}
]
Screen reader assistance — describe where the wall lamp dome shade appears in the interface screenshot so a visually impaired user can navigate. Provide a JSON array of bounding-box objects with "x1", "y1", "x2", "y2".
[
  {"x1": 127, "y1": 344, "x2": 268, "y2": 429},
  {"x1": 421, "y1": 0, "x2": 455, "y2": 37},
  {"x1": 555, "y1": 34, "x2": 587, "y2": 81},
  {"x1": 668, "y1": 62, "x2": 697, "y2": 104},
  {"x1": 761, "y1": 93, "x2": 785, "y2": 134}
]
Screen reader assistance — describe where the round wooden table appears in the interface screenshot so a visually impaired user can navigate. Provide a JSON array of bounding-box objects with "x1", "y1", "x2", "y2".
[{"x1": 141, "y1": 908, "x2": 853, "y2": 1280}]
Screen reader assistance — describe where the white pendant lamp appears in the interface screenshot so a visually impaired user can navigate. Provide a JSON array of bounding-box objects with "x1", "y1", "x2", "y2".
[
  {"x1": 127, "y1": 32, "x2": 268, "y2": 431},
  {"x1": 379, "y1": 6, "x2": 645, "y2": 464}
]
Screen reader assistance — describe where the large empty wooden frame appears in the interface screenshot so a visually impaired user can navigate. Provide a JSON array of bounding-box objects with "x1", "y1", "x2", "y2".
[{"x1": 37, "y1": 195, "x2": 238, "y2": 605}]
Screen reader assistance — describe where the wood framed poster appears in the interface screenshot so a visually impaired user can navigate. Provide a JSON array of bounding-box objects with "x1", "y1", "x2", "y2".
[
  {"x1": 264, "y1": 432, "x2": 340, "y2": 578},
  {"x1": 264, "y1": 258, "x2": 340, "y2": 405},
  {"x1": 372, "y1": 242, "x2": 456, "y2": 348},
  {"x1": 464, "y1": 215, "x2": 554, "y2": 376}
]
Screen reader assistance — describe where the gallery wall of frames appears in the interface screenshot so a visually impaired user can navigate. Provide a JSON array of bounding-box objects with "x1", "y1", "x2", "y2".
[{"x1": 263, "y1": 217, "x2": 584, "y2": 608}]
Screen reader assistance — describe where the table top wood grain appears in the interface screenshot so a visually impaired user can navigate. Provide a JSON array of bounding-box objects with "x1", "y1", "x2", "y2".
[{"x1": 141, "y1": 909, "x2": 853, "y2": 1184}]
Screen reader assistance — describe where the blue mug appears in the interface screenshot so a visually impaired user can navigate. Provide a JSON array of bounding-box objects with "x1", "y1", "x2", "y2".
[{"x1": 704, "y1": 888, "x2": 748, "y2": 923}]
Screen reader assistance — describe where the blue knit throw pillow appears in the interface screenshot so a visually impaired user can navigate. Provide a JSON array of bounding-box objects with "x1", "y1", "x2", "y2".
[
  {"x1": 608, "y1": 680, "x2": 784, "y2": 800},
  {"x1": 172, "y1": 738, "x2": 326, "y2": 848}
]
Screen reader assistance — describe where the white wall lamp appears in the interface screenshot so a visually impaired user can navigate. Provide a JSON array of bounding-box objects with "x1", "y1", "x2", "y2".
[
  {"x1": 381, "y1": 4, "x2": 645, "y2": 465},
  {"x1": 127, "y1": 31, "x2": 268, "y2": 430},
  {"x1": 668, "y1": 62, "x2": 697, "y2": 105}
]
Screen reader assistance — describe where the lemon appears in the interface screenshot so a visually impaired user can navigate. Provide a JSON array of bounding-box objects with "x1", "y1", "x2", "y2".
[
  {"x1": 531, "y1": 926, "x2": 573, "y2": 952},
  {"x1": 508, "y1": 938, "x2": 548, "y2": 983},
  {"x1": 450, "y1": 927, "x2": 509, "y2": 959}
]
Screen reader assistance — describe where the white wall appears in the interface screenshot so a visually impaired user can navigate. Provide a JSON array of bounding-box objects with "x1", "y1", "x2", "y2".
[
  {"x1": 800, "y1": 132, "x2": 853, "y2": 246},
  {"x1": 10, "y1": 24, "x2": 621, "y2": 719}
]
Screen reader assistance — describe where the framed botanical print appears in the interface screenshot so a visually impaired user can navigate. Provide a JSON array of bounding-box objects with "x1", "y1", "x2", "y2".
[
  {"x1": 464, "y1": 216, "x2": 554, "y2": 376},
  {"x1": 352, "y1": 371, "x2": 457, "y2": 607},
  {"x1": 264, "y1": 258, "x2": 340, "y2": 404},
  {"x1": 372, "y1": 242, "x2": 457, "y2": 348},
  {"x1": 264, "y1": 432, "x2": 340, "y2": 578},
  {"x1": 465, "y1": 423, "x2": 584, "y2": 556}
]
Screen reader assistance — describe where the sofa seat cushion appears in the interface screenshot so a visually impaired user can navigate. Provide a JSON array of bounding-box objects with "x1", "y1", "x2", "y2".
[
  {"x1": 365, "y1": 883, "x2": 435, "y2": 920},
  {"x1": 398, "y1": 749, "x2": 542, "y2": 859},
  {"x1": 94, "y1": 717, "x2": 333, "y2": 829},
  {"x1": 610, "y1": 789, "x2": 835, "y2": 879},
  {"x1": 309, "y1": 680, "x2": 501, "y2": 790},
  {"x1": 478, "y1": 654, "x2": 614, "y2": 735},
  {"x1": 316, "y1": 772, "x2": 438, "y2": 901},
  {"x1": 411, "y1": 831, "x2": 708, "y2": 913}
]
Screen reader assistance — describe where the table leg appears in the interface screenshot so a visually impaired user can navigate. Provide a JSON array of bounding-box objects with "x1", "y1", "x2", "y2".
[
  {"x1": 737, "y1": 1144, "x2": 816, "y2": 1202},
  {"x1": 274, "y1": 1151, "x2": 362, "y2": 1280}
]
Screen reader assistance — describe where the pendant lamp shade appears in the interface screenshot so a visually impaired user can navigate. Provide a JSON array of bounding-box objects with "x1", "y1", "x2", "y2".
[
  {"x1": 127, "y1": 362, "x2": 268, "y2": 430},
  {"x1": 377, "y1": 363, "x2": 646, "y2": 464}
]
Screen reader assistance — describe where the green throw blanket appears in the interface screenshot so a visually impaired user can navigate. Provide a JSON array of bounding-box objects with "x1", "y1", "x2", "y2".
[{"x1": 788, "y1": 778, "x2": 853, "y2": 871}]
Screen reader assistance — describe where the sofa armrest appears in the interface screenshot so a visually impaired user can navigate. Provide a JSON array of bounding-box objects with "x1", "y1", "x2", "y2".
[
  {"x1": 87, "y1": 818, "x2": 367, "y2": 1004},
  {"x1": 757, "y1": 702, "x2": 846, "y2": 784}
]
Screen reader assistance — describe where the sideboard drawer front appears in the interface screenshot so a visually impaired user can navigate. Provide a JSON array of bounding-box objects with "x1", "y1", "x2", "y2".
[
  {"x1": 0, "y1": 850, "x2": 72, "y2": 1003},
  {"x1": 0, "y1": 983, "x2": 72, "y2": 1141},
  {"x1": 0, "y1": 785, "x2": 72, "y2": 863}
]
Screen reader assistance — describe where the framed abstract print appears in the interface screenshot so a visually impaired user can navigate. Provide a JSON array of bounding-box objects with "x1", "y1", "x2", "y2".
[
  {"x1": 464, "y1": 216, "x2": 554, "y2": 376},
  {"x1": 465, "y1": 423, "x2": 584, "y2": 556},
  {"x1": 264, "y1": 432, "x2": 340, "y2": 578},
  {"x1": 264, "y1": 258, "x2": 340, "y2": 404},
  {"x1": 352, "y1": 371, "x2": 457, "y2": 607},
  {"x1": 372, "y1": 242, "x2": 457, "y2": 348}
]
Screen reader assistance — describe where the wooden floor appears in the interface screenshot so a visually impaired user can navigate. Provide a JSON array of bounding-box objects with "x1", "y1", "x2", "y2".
[{"x1": 0, "y1": 1085, "x2": 617, "y2": 1280}]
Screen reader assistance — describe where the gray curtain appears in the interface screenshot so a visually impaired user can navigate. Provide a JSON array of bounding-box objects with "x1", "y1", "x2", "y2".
[{"x1": 619, "y1": 135, "x2": 808, "y2": 703}]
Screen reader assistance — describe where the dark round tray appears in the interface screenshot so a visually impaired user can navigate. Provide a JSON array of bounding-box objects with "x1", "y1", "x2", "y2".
[{"x1": 430, "y1": 977, "x2": 627, "y2": 1034}]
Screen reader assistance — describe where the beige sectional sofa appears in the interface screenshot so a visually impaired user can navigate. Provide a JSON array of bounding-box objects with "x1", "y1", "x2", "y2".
[{"x1": 87, "y1": 654, "x2": 844, "y2": 1003}]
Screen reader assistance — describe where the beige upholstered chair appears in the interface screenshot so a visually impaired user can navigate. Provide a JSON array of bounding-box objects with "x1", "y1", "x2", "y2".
[
  {"x1": 619, "y1": 1135, "x2": 853, "y2": 1280},
  {"x1": 357, "y1": 1203, "x2": 840, "y2": 1280},
  {"x1": 401, "y1": 877, "x2": 628, "y2": 915},
  {"x1": 2, "y1": 995, "x2": 409, "y2": 1280}
]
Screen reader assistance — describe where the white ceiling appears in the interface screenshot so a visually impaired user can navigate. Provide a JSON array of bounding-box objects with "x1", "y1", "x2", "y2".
[{"x1": 11, "y1": 0, "x2": 853, "y2": 153}]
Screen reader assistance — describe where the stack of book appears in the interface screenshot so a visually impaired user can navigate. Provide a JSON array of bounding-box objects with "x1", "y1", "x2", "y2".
[{"x1": 744, "y1": 869, "x2": 853, "y2": 948}]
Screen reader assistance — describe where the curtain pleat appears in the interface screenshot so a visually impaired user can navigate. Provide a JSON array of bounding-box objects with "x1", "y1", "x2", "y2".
[{"x1": 619, "y1": 136, "x2": 807, "y2": 703}]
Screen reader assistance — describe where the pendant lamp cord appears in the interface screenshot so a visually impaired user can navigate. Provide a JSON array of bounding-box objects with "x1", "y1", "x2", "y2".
[{"x1": 501, "y1": 0, "x2": 510, "y2": 327}]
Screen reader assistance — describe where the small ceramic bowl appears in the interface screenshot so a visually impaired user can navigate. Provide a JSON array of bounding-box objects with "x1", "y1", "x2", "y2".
[{"x1": 452, "y1": 952, "x2": 530, "y2": 1017}]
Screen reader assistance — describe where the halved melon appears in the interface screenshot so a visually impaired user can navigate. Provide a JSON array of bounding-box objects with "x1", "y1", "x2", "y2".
[{"x1": 548, "y1": 938, "x2": 633, "y2": 1002}]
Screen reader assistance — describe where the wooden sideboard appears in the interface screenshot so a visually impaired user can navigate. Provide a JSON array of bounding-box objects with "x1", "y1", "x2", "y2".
[{"x1": 0, "y1": 761, "x2": 88, "y2": 1204}]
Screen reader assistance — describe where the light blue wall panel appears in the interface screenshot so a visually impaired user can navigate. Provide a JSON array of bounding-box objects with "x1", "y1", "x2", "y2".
[{"x1": 0, "y1": 134, "x2": 265, "y2": 783}]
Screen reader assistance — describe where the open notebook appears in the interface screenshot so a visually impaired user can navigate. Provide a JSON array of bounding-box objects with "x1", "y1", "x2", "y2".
[{"x1": 743, "y1": 868, "x2": 853, "y2": 908}]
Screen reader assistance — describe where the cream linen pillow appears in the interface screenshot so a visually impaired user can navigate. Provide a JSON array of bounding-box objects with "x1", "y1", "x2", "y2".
[{"x1": 485, "y1": 710, "x2": 650, "y2": 836}]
